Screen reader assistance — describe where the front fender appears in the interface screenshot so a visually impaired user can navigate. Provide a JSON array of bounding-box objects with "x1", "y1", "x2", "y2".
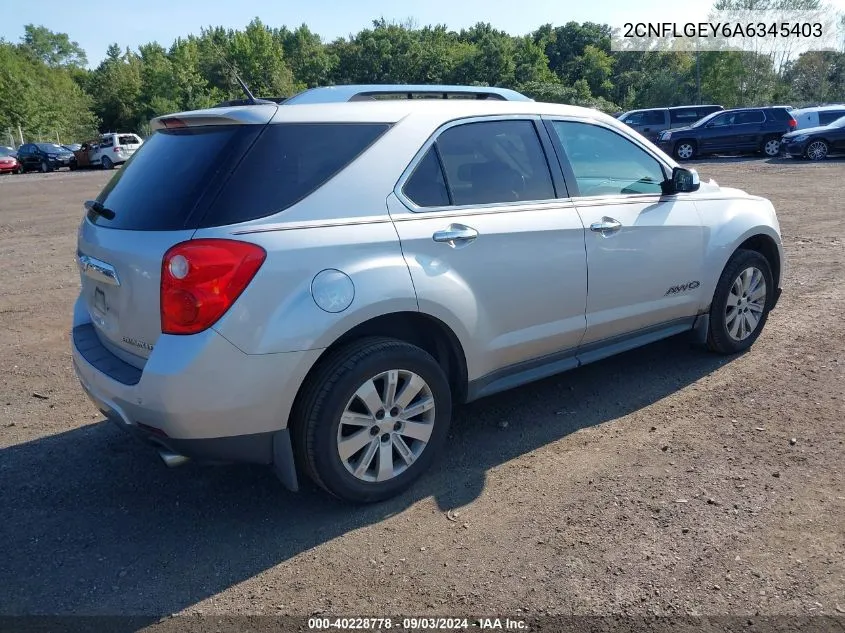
[{"x1": 694, "y1": 193, "x2": 783, "y2": 311}]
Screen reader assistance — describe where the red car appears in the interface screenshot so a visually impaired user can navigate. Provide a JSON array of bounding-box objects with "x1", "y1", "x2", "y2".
[{"x1": 0, "y1": 148, "x2": 22, "y2": 174}]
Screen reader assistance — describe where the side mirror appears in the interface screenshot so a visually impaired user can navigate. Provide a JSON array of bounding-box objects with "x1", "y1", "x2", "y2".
[{"x1": 663, "y1": 166, "x2": 700, "y2": 194}]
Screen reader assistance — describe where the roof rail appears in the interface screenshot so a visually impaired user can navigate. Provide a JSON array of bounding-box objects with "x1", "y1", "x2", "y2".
[
  {"x1": 283, "y1": 84, "x2": 533, "y2": 105},
  {"x1": 212, "y1": 96, "x2": 289, "y2": 108}
]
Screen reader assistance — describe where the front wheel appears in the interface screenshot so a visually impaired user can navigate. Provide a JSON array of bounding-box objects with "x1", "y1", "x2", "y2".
[
  {"x1": 805, "y1": 139, "x2": 828, "y2": 161},
  {"x1": 707, "y1": 249, "x2": 774, "y2": 355},
  {"x1": 40, "y1": 160, "x2": 50, "y2": 173},
  {"x1": 674, "y1": 141, "x2": 696, "y2": 160},
  {"x1": 292, "y1": 337, "x2": 452, "y2": 503}
]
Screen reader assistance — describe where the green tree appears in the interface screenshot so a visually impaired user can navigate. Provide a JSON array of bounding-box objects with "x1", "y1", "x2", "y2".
[{"x1": 20, "y1": 24, "x2": 87, "y2": 68}]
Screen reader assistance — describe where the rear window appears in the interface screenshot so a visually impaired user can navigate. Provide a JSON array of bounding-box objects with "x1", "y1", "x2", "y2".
[
  {"x1": 201, "y1": 123, "x2": 390, "y2": 227},
  {"x1": 768, "y1": 108, "x2": 794, "y2": 121},
  {"x1": 91, "y1": 125, "x2": 262, "y2": 230},
  {"x1": 90, "y1": 123, "x2": 389, "y2": 231}
]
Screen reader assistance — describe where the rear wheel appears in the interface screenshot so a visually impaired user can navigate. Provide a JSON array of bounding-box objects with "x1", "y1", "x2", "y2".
[
  {"x1": 292, "y1": 337, "x2": 452, "y2": 503},
  {"x1": 101, "y1": 156, "x2": 114, "y2": 170},
  {"x1": 805, "y1": 139, "x2": 828, "y2": 161},
  {"x1": 762, "y1": 136, "x2": 781, "y2": 157},
  {"x1": 674, "y1": 141, "x2": 696, "y2": 160},
  {"x1": 707, "y1": 249, "x2": 774, "y2": 355}
]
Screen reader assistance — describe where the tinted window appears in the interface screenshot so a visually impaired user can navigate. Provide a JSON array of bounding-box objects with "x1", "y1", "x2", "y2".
[
  {"x1": 767, "y1": 108, "x2": 793, "y2": 122},
  {"x1": 434, "y1": 120, "x2": 555, "y2": 206},
  {"x1": 203, "y1": 123, "x2": 390, "y2": 227},
  {"x1": 403, "y1": 147, "x2": 450, "y2": 207},
  {"x1": 625, "y1": 110, "x2": 666, "y2": 125},
  {"x1": 819, "y1": 110, "x2": 845, "y2": 125},
  {"x1": 670, "y1": 108, "x2": 704, "y2": 124},
  {"x1": 100, "y1": 137, "x2": 114, "y2": 148},
  {"x1": 552, "y1": 121, "x2": 665, "y2": 197},
  {"x1": 91, "y1": 125, "x2": 262, "y2": 230},
  {"x1": 736, "y1": 111, "x2": 765, "y2": 124},
  {"x1": 118, "y1": 134, "x2": 141, "y2": 145}
]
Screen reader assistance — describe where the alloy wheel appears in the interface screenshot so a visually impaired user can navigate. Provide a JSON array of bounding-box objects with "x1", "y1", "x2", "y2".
[
  {"x1": 725, "y1": 266, "x2": 767, "y2": 341},
  {"x1": 764, "y1": 139, "x2": 781, "y2": 156},
  {"x1": 337, "y1": 369, "x2": 435, "y2": 483},
  {"x1": 806, "y1": 140, "x2": 828, "y2": 161},
  {"x1": 676, "y1": 143, "x2": 694, "y2": 160}
]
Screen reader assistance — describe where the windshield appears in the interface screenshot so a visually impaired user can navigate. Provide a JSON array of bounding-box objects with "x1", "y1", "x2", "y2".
[
  {"x1": 0, "y1": 147, "x2": 13, "y2": 157},
  {"x1": 691, "y1": 111, "x2": 722, "y2": 128},
  {"x1": 36, "y1": 143, "x2": 68, "y2": 153}
]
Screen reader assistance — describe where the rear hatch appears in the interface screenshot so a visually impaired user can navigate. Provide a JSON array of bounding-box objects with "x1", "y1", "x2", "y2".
[
  {"x1": 114, "y1": 133, "x2": 144, "y2": 161},
  {"x1": 76, "y1": 106, "x2": 276, "y2": 368},
  {"x1": 76, "y1": 105, "x2": 391, "y2": 368}
]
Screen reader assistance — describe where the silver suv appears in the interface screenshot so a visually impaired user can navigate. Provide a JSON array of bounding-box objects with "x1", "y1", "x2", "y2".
[{"x1": 72, "y1": 85, "x2": 784, "y2": 503}]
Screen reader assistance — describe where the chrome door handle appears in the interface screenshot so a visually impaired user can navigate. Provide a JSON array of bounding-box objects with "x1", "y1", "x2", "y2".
[
  {"x1": 432, "y1": 224, "x2": 478, "y2": 247},
  {"x1": 590, "y1": 217, "x2": 623, "y2": 235}
]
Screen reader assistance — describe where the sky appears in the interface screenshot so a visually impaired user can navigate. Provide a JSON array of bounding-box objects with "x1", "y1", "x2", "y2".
[
  {"x1": 0, "y1": 0, "x2": 737, "y2": 68},
  {"x1": 2, "y1": 0, "x2": 843, "y2": 67}
]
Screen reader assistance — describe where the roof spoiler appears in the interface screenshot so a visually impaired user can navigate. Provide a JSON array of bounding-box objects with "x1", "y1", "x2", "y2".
[{"x1": 282, "y1": 84, "x2": 534, "y2": 105}]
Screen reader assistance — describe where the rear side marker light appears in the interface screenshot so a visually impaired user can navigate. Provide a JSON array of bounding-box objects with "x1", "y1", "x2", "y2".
[{"x1": 161, "y1": 239, "x2": 266, "y2": 335}]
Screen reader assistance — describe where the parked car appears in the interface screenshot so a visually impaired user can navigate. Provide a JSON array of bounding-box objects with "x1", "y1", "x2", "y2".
[
  {"x1": 791, "y1": 105, "x2": 845, "y2": 130},
  {"x1": 616, "y1": 105, "x2": 724, "y2": 142},
  {"x1": 657, "y1": 107, "x2": 798, "y2": 159},
  {"x1": 0, "y1": 146, "x2": 22, "y2": 174},
  {"x1": 71, "y1": 86, "x2": 784, "y2": 503},
  {"x1": 16, "y1": 142, "x2": 75, "y2": 172},
  {"x1": 70, "y1": 133, "x2": 144, "y2": 170},
  {"x1": 781, "y1": 114, "x2": 845, "y2": 160}
]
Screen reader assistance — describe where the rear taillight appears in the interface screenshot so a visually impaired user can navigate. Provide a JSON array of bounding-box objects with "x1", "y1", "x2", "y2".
[
  {"x1": 788, "y1": 118, "x2": 797, "y2": 128},
  {"x1": 113, "y1": 146, "x2": 121, "y2": 153},
  {"x1": 161, "y1": 239, "x2": 266, "y2": 335}
]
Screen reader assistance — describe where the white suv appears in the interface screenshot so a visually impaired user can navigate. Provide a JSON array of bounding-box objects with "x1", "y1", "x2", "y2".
[
  {"x1": 90, "y1": 133, "x2": 144, "y2": 169},
  {"x1": 71, "y1": 85, "x2": 784, "y2": 503}
]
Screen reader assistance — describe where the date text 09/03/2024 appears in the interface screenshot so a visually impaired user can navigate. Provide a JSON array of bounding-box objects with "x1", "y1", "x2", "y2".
[{"x1": 307, "y1": 617, "x2": 529, "y2": 630}]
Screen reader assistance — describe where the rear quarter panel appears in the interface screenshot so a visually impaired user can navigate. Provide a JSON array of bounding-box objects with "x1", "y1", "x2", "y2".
[{"x1": 196, "y1": 221, "x2": 418, "y2": 355}]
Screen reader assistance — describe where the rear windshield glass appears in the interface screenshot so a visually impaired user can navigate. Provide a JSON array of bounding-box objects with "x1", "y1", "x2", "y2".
[
  {"x1": 90, "y1": 123, "x2": 390, "y2": 231},
  {"x1": 199, "y1": 122, "x2": 390, "y2": 228},
  {"x1": 91, "y1": 125, "x2": 261, "y2": 230}
]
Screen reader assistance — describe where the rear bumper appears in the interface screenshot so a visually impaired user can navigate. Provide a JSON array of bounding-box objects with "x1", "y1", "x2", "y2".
[{"x1": 71, "y1": 299, "x2": 322, "y2": 468}]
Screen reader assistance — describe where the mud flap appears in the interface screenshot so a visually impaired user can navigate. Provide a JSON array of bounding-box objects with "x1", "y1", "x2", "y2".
[
  {"x1": 272, "y1": 429, "x2": 299, "y2": 492},
  {"x1": 690, "y1": 312, "x2": 710, "y2": 347}
]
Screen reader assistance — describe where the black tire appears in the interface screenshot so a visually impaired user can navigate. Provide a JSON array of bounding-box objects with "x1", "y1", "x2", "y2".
[
  {"x1": 292, "y1": 337, "x2": 452, "y2": 503},
  {"x1": 673, "y1": 140, "x2": 697, "y2": 161},
  {"x1": 16, "y1": 165, "x2": 24, "y2": 174},
  {"x1": 40, "y1": 160, "x2": 51, "y2": 173},
  {"x1": 101, "y1": 156, "x2": 114, "y2": 170},
  {"x1": 707, "y1": 249, "x2": 774, "y2": 355}
]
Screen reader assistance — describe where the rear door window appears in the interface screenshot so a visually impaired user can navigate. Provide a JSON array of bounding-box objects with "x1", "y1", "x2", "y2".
[
  {"x1": 432, "y1": 120, "x2": 556, "y2": 206},
  {"x1": 670, "y1": 108, "x2": 702, "y2": 124}
]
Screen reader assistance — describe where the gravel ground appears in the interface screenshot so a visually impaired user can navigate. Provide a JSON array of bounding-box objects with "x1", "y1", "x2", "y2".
[{"x1": 0, "y1": 158, "x2": 843, "y2": 622}]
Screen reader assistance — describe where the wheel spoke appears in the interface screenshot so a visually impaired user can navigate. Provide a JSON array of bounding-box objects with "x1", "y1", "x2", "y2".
[
  {"x1": 376, "y1": 440, "x2": 394, "y2": 481},
  {"x1": 355, "y1": 379, "x2": 384, "y2": 417},
  {"x1": 727, "y1": 293, "x2": 740, "y2": 307},
  {"x1": 394, "y1": 373, "x2": 426, "y2": 409},
  {"x1": 383, "y1": 370, "x2": 399, "y2": 408},
  {"x1": 749, "y1": 284, "x2": 766, "y2": 302},
  {"x1": 338, "y1": 429, "x2": 375, "y2": 461},
  {"x1": 400, "y1": 420, "x2": 434, "y2": 443},
  {"x1": 741, "y1": 269, "x2": 751, "y2": 294},
  {"x1": 401, "y1": 396, "x2": 434, "y2": 420},
  {"x1": 744, "y1": 310, "x2": 759, "y2": 333},
  {"x1": 341, "y1": 411, "x2": 374, "y2": 427},
  {"x1": 726, "y1": 307, "x2": 740, "y2": 327},
  {"x1": 393, "y1": 435, "x2": 416, "y2": 466},
  {"x1": 748, "y1": 302, "x2": 764, "y2": 314},
  {"x1": 353, "y1": 440, "x2": 379, "y2": 478},
  {"x1": 728, "y1": 311, "x2": 742, "y2": 338}
]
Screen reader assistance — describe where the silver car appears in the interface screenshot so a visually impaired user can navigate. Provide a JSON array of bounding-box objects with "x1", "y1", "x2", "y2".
[{"x1": 71, "y1": 86, "x2": 784, "y2": 503}]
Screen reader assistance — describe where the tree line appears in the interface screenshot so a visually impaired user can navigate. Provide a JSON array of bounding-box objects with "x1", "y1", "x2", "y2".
[{"x1": 1, "y1": 17, "x2": 844, "y2": 144}]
